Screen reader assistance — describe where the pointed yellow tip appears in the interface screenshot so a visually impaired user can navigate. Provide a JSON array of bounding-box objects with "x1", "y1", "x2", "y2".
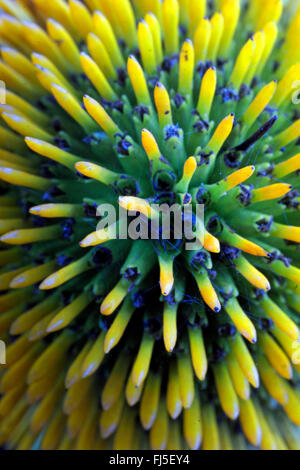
[
  {"x1": 0, "y1": 232, "x2": 18, "y2": 244},
  {"x1": 75, "y1": 161, "x2": 89, "y2": 175},
  {"x1": 132, "y1": 371, "x2": 145, "y2": 388},
  {"x1": 204, "y1": 232, "x2": 220, "y2": 253},
  {"x1": 253, "y1": 183, "x2": 293, "y2": 203},
  {"x1": 260, "y1": 277, "x2": 271, "y2": 291},
  {"x1": 250, "y1": 368, "x2": 260, "y2": 389},
  {"x1": 118, "y1": 196, "x2": 129, "y2": 209},
  {"x1": 79, "y1": 232, "x2": 100, "y2": 248},
  {"x1": 118, "y1": 196, "x2": 152, "y2": 217},
  {"x1": 9, "y1": 280, "x2": 18, "y2": 289},
  {"x1": 9, "y1": 276, "x2": 25, "y2": 288},
  {"x1": 81, "y1": 364, "x2": 95, "y2": 378},
  {"x1": 100, "y1": 300, "x2": 116, "y2": 316},
  {"x1": 79, "y1": 238, "x2": 89, "y2": 248},
  {"x1": 243, "y1": 329, "x2": 257, "y2": 345},
  {"x1": 104, "y1": 337, "x2": 115, "y2": 354},
  {"x1": 25, "y1": 136, "x2": 42, "y2": 151},
  {"x1": 141, "y1": 129, "x2": 160, "y2": 158},
  {"x1": 223, "y1": 166, "x2": 255, "y2": 192},
  {"x1": 160, "y1": 273, "x2": 174, "y2": 297},
  {"x1": 83, "y1": 94, "x2": 94, "y2": 108},
  {"x1": 128, "y1": 54, "x2": 137, "y2": 63},
  {"x1": 207, "y1": 114, "x2": 235, "y2": 154},
  {"x1": 29, "y1": 206, "x2": 41, "y2": 216},
  {"x1": 46, "y1": 319, "x2": 63, "y2": 333},
  {"x1": 254, "y1": 247, "x2": 269, "y2": 257},
  {"x1": 39, "y1": 275, "x2": 58, "y2": 290},
  {"x1": 51, "y1": 82, "x2": 66, "y2": 94}
]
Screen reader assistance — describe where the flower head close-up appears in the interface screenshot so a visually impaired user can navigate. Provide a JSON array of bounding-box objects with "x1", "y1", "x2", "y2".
[{"x1": 0, "y1": 0, "x2": 300, "y2": 452}]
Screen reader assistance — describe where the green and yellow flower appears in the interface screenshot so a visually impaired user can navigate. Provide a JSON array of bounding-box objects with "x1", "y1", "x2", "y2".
[{"x1": 0, "y1": 0, "x2": 299, "y2": 450}]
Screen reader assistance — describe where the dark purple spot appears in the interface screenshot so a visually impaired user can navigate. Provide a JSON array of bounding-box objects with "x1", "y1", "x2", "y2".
[
  {"x1": 238, "y1": 184, "x2": 253, "y2": 206},
  {"x1": 256, "y1": 216, "x2": 273, "y2": 233},
  {"x1": 61, "y1": 218, "x2": 75, "y2": 240}
]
